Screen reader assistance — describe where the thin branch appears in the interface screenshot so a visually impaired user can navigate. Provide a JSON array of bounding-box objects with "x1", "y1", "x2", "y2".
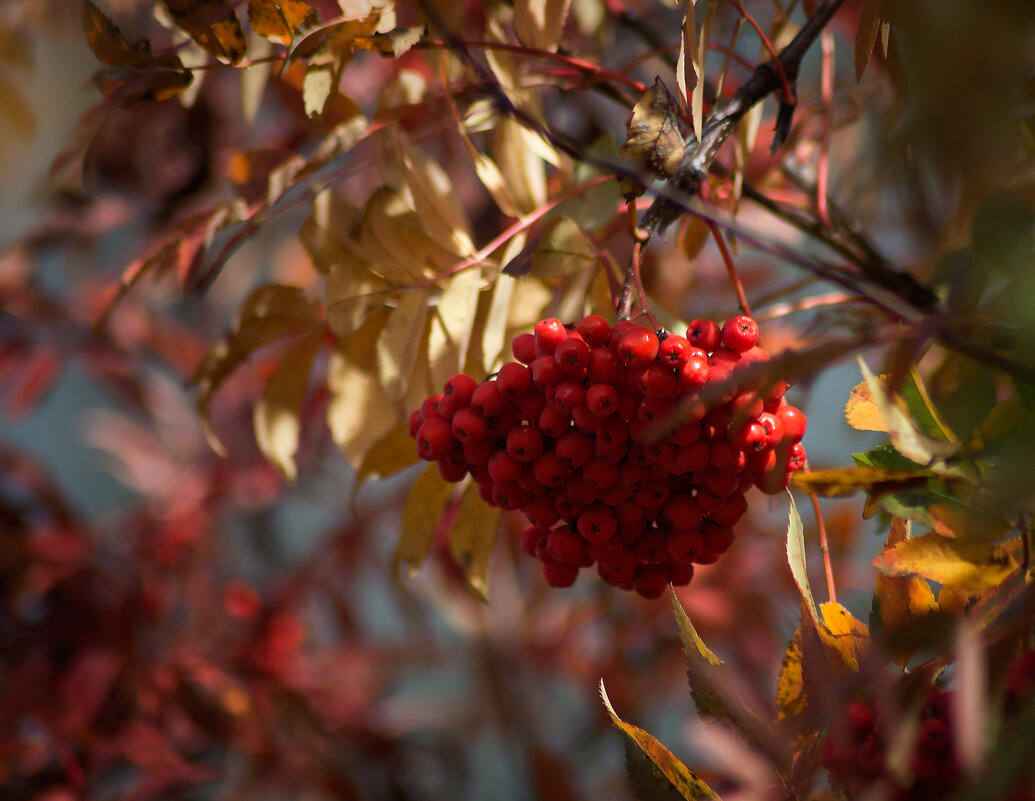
[{"x1": 708, "y1": 220, "x2": 751, "y2": 315}]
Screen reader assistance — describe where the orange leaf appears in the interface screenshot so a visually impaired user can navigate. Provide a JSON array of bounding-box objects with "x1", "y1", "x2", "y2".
[{"x1": 248, "y1": 0, "x2": 314, "y2": 45}]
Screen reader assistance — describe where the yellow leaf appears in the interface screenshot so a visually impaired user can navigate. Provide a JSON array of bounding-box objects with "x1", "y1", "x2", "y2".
[
  {"x1": 481, "y1": 274, "x2": 517, "y2": 373},
  {"x1": 194, "y1": 284, "x2": 321, "y2": 455},
  {"x1": 600, "y1": 679, "x2": 720, "y2": 800},
  {"x1": 448, "y1": 480, "x2": 501, "y2": 601},
  {"x1": 845, "y1": 379, "x2": 887, "y2": 432},
  {"x1": 529, "y1": 216, "x2": 596, "y2": 279},
  {"x1": 513, "y1": 0, "x2": 572, "y2": 53},
  {"x1": 253, "y1": 328, "x2": 323, "y2": 482},
  {"x1": 353, "y1": 27, "x2": 425, "y2": 58},
  {"x1": 355, "y1": 421, "x2": 420, "y2": 488},
  {"x1": 873, "y1": 533, "x2": 1018, "y2": 596},
  {"x1": 492, "y1": 117, "x2": 549, "y2": 215},
  {"x1": 791, "y1": 466, "x2": 933, "y2": 497},
  {"x1": 326, "y1": 308, "x2": 397, "y2": 467},
  {"x1": 302, "y1": 60, "x2": 342, "y2": 121},
  {"x1": 874, "y1": 522, "x2": 939, "y2": 667},
  {"x1": 819, "y1": 601, "x2": 869, "y2": 672},
  {"x1": 395, "y1": 464, "x2": 454, "y2": 578},
  {"x1": 428, "y1": 270, "x2": 482, "y2": 390},
  {"x1": 163, "y1": 0, "x2": 247, "y2": 64},
  {"x1": 248, "y1": 0, "x2": 314, "y2": 45},
  {"x1": 675, "y1": 2, "x2": 698, "y2": 117},
  {"x1": 618, "y1": 78, "x2": 685, "y2": 199},
  {"x1": 400, "y1": 146, "x2": 475, "y2": 257},
  {"x1": 377, "y1": 290, "x2": 428, "y2": 404},
  {"x1": 776, "y1": 626, "x2": 805, "y2": 719},
  {"x1": 359, "y1": 187, "x2": 443, "y2": 283}
]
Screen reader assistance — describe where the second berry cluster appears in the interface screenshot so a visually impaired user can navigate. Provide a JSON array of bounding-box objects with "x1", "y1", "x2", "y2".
[{"x1": 410, "y1": 313, "x2": 807, "y2": 598}]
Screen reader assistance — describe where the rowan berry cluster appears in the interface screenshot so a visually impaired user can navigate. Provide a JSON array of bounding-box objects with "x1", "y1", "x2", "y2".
[
  {"x1": 409, "y1": 313, "x2": 807, "y2": 598},
  {"x1": 822, "y1": 652, "x2": 1035, "y2": 801}
]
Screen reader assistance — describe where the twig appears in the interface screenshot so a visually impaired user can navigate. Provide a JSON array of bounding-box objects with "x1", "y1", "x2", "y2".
[
  {"x1": 816, "y1": 29, "x2": 834, "y2": 228},
  {"x1": 804, "y1": 461, "x2": 837, "y2": 605},
  {"x1": 707, "y1": 220, "x2": 751, "y2": 315}
]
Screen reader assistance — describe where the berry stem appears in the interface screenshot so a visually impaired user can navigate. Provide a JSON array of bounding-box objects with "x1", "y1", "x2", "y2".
[
  {"x1": 707, "y1": 220, "x2": 752, "y2": 317},
  {"x1": 803, "y1": 461, "x2": 837, "y2": 605}
]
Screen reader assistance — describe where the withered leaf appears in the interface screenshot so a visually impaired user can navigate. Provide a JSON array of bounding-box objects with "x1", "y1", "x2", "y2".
[
  {"x1": 353, "y1": 27, "x2": 425, "y2": 58},
  {"x1": 248, "y1": 0, "x2": 314, "y2": 46},
  {"x1": 377, "y1": 290, "x2": 428, "y2": 404},
  {"x1": 513, "y1": 0, "x2": 572, "y2": 53},
  {"x1": 163, "y1": 0, "x2": 247, "y2": 64},
  {"x1": 618, "y1": 77, "x2": 686, "y2": 199},
  {"x1": 791, "y1": 466, "x2": 933, "y2": 498},
  {"x1": 529, "y1": 216, "x2": 595, "y2": 279},
  {"x1": 355, "y1": 421, "x2": 420, "y2": 489},
  {"x1": 600, "y1": 679, "x2": 720, "y2": 801}
]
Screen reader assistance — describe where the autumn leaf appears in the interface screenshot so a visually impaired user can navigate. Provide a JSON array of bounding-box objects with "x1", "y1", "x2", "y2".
[
  {"x1": 844, "y1": 379, "x2": 886, "y2": 432},
  {"x1": 513, "y1": 0, "x2": 572, "y2": 53},
  {"x1": 353, "y1": 27, "x2": 425, "y2": 58},
  {"x1": 248, "y1": 0, "x2": 314, "y2": 46},
  {"x1": 675, "y1": 2, "x2": 697, "y2": 117},
  {"x1": 163, "y1": 0, "x2": 247, "y2": 64},
  {"x1": 786, "y1": 493, "x2": 820, "y2": 628},
  {"x1": 428, "y1": 270, "x2": 482, "y2": 390},
  {"x1": 193, "y1": 284, "x2": 321, "y2": 455},
  {"x1": 377, "y1": 290, "x2": 429, "y2": 404},
  {"x1": 791, "y1": 466, "x2": 933, "y2": 497},
  {"x1": 600, "y1": 679, "x2": 720, "y2": 801},
  {"x1": 618, "y1": 78, "x2": 686, "y2": 200},
  {"x1": 448, "y1": 480, "x2": 501, "y2": 601},
  {"x1": 775, "y1": 627, "x2": 805, "y2": 719},
  {"x1": 873, "y1": 532, "x2": 1018, "y2": 596},
  {"x1": 355, "y1": 422, "x2": 420, "y2": 489},
  {"x1": 529, "y1": 216, "x2": 596, "y2": 279},
  {"x1": 394, "y1": 465, "x2": 455, "y2": 577},
  {"x1": 854, "y1": 0, "x2": 882, "y2": 80},
  {"x1": 253, "y1": 328, "x2": 323, "y2": 482}
]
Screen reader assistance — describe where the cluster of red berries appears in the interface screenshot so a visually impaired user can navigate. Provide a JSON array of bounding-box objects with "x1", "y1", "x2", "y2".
[
  {"x1": 409, "y1": 313, "x2": 807, "y2": 598},
  {"x1": 822, "y1": 652, "x2": 1035, "y2": 801}
]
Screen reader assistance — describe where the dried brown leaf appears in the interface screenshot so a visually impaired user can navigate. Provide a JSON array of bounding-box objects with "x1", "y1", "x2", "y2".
[
  {"x1": 163, "y1": 0, "x2": 247, "y2": 64},
  {"x1": 618, "y1": 78, "x2": 685, "y2": 199}
]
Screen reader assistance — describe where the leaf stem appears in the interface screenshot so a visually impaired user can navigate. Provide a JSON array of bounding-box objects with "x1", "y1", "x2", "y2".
[
  {"x1": 725, "y1": 0, "x2": 796, "y2": 107},
  {"x1": 803, "y1": 461, "x2": 837, "y2": 605}
]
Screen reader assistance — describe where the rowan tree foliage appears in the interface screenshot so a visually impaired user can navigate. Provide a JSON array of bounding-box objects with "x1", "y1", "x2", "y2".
[{"x1": 1, "y1": 0, "x2": 1035, "y2": 799}]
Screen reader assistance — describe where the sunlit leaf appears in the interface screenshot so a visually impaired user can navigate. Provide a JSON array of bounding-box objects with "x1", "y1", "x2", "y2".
[
  {"x1": 529, "y1": 216, "x2": 595, "y2": 279},
  {"x1": 845, "y1": 379, "x2": 886, "y2": 432},
  {"x1": 326, "y1": 308, "x2": 397, "y2": 468},
  {"x1": 448, "y1": 480, "x2": 501, "y2": 601},
  {"x1": 786, "y1": 493, "x2": 820, "y2": 628},
  {"x1": 857, "y1": 357, "x2": 959, "y2": 468},
  {"x1": 303, "y1": 61, "x2": 342, "y2": 121},
  {"x1": 600, "y1": 679, "x2": 720, "y2": 801},
  {"x1": 493, "y1": 116, "x2": 548, "y2": 215},
  {"x1": 776, "y1": 626, "x2": 805, "y2": 719},
  {"x1": 428, "y1": 270, "x2": 482, "y2": 390},
  {"x1": 873, "y1": 532, "x2": 1018, "y2": 596},
  {"x1": 194, "y1": 284, "x2": 322, "y2": 455},
  {"x1": 394, "y1": 465, "x2": 455, "y2": 578},
  {"x1": 400, "y1": 146, "x2": 476, "y2": 257},
  {"x1": 377, "y1": 290, "x2": 428, "y2": 404},
  {"x1": 675, "y1": 2, "x2": 697, "y2": 117},
  {"x1": 163, "y1": 0, "x2": 247, "y2": 64},
  {"x1": 482, "y1": 274, "x2": 517, "y2": 372},
  {"x1": 513, "y1": 0, "x2": 572, "y2": 53},
  {"x1": 791, "y1": 466, "x2": 933, "y2": 497},
  {"x1": 248, "y1": 0, "x2": 314, "y2": 45},
  {"x1": 353, "y1": 27, "x2": 425, "y2": 58},
  {"x1": 818, "y1": 602, "x2": 869, "y2": 672},
  {"x1": 618, "y1": 77, "x2": 685, "y2": 199},
  {"x1": 253, "y1": 328, "x2": 323, "y2": 482}
]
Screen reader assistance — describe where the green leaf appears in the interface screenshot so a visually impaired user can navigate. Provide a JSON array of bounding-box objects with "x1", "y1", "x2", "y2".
[{"x1": 600, "y1": 680, "x2": 720, "y2": 801}]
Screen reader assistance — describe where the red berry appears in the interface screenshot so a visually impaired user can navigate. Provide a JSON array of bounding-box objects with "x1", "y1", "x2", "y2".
[
  {"x1": 709, "y1": 493, "x2": 747, "y2": 527},
  {"x1": 787, "y1": 442, "x2": 806, "y2": 471},
  {"x1": 586, "y1": 383, "x2": 619, "y2": 416},
  {"x1": 546, "y1": 525, "x2": 587, "y2": 565},
  {"x1": 668, "y1": 562, "x2": 694, "y2": 587},
  {"x1": 493, "y1": 481, "x2": 530, "y2": 510},
  {"x1": 566, "y1": 475, "x2": 601, "y2": 505},
  {"x1": 534, "y1": 318, "x2": 568, "y2": 356},
  {"x1": 703, "y1": 469, "x2": 740, "y2": 497},
  {"x1": 511, "y1": 390, "x2": 546, "y2": 422},
  {"x1": 746, "y1": 448, "x2": 777, "y2": 475},
  {"x1": 637, "y1": 363, "x2": 678, "y2": 398},
  {"x1": 532, "y1": 452, "x2": 568, "y2": 488},
  {"x1": 416, "y1": 417, "x2": 455, "y2": 460},
  {"x1": 635, "y1": 530, "x2": 668, "y2": 564},
  {"x1": 530, "y1": 356, "x2": 565, "y2": 387},
  {"x1": 554, "y1": 337, "x2": 590, "y2": 375},
  {"x1": 777, "y1": 405, "x2": 807, "y2": 443},
  {"x1": 541, "y1": 560, "x2": 579, "y2": 587},
  {"x1": 675, "y1": 441, "x2": 710, "y2": 473},
  {"x1": 507, "y1": 425, "x2": 544, "y2": 462},
  {"x1": 443, "y1": 373, "x2": 477, "y2": 405},
  {"x1": 731, "y1": 420, "x2": 767, "y2": 452},
  {"x1": 523, "y1": 497, "x2": 560, "y2": 528},
  {"x1": 617, "y1": 327, "x2": 660, "y2": 365},
  {"x1": 661, "y1": 495, "x2": 704, "y2": 529},
  {"x1": 701, "y1": 521, "x2": 735, "y2": 554},
  {"x1": 537, "y1": 407, "x2": 572, "y2": 438},
  {"x1": 570, "y1": 403, "x2": 606, "y2": 434},
  {"x1": 451, "y1": 407, "x2": 489, "y2": 443},
  {"x1": 421, "y1": 395, "x2": 443, "y2": 420},
  {"x1": 520, "y1": 524, "x2": 550, "y2": 556},
  {"x1": 552, "y1": 380, "x2": 586, "y2": 413},
  {"x1": 720, "y1": 315, "x2": 759, "y2": 352},
  {"x1": 710, "y1": 440, "x2": 747, "y2": 473},
  {"x1": 408, "y1": 410, "x2": 423, "y2": 437},
  {"x1": 582, "y1": 459, "x2": 620, "y2": 489},
  {"x1": 555, "y1": 430, "x2": 594, "y2": 467},
  {"x1": 634, "y1": 566, "x2": 669, "y2": 599},
  {"x1": 511, "y1": 332, "x2": 536, "y2": 363},
  {"x1": 677, "y1": 355, "x2": 710, "y2": 390},
  {"x1": 686, "y1": 319, "x2": 720, "y2": 352},
  {"x1": 608, "y1": 320, "x2": 638, "y2": 349},
  {"x1": 470, "y1": 381, "x2": 505, "y2": 417},
  {"x1": 490, "y1": 410, "x2": 521, "y2": 437},
  {"x1": 597, "y1": 416, "x2": 628, "y2": 446},
  {"x1": 634, "y1": 483, "x2": 670, "y2": 509},
  {"x1": 658, "y1": 334, "x2": 692, "y2": 368},
  {"x1": 497, "y1": 362, "x2": 532, "y2": 397},
  {"x1": 488, "y1": 450, "x2": 522, "y2": 483},
  {"x1": 437, "y1": 460, "x2": 468, "y2": 482},
  {"x1": 671, "y1": 421, "x2": 702, "y2": 446},
  {"x1": 463, "y1": 437, "x2": 494, "y2": 466},
  {"x1": 598, "y1": 554, "x2": 637, "y2": 588},
  {"x1": 577, "y1": 505, "x2": 618, "y2": 544},
  {"x1": 756, "y1": 411, "x2": 784, "y2": 450},
  {"x1": 666, "y1": 528, "x2": 705, "y2": 564},
  {"x1": 588, "y1": 347, "x2": 624, "y2": 384},
  {"x1": 577, "y1": 314, "x2": 611, "y2": 347}
]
